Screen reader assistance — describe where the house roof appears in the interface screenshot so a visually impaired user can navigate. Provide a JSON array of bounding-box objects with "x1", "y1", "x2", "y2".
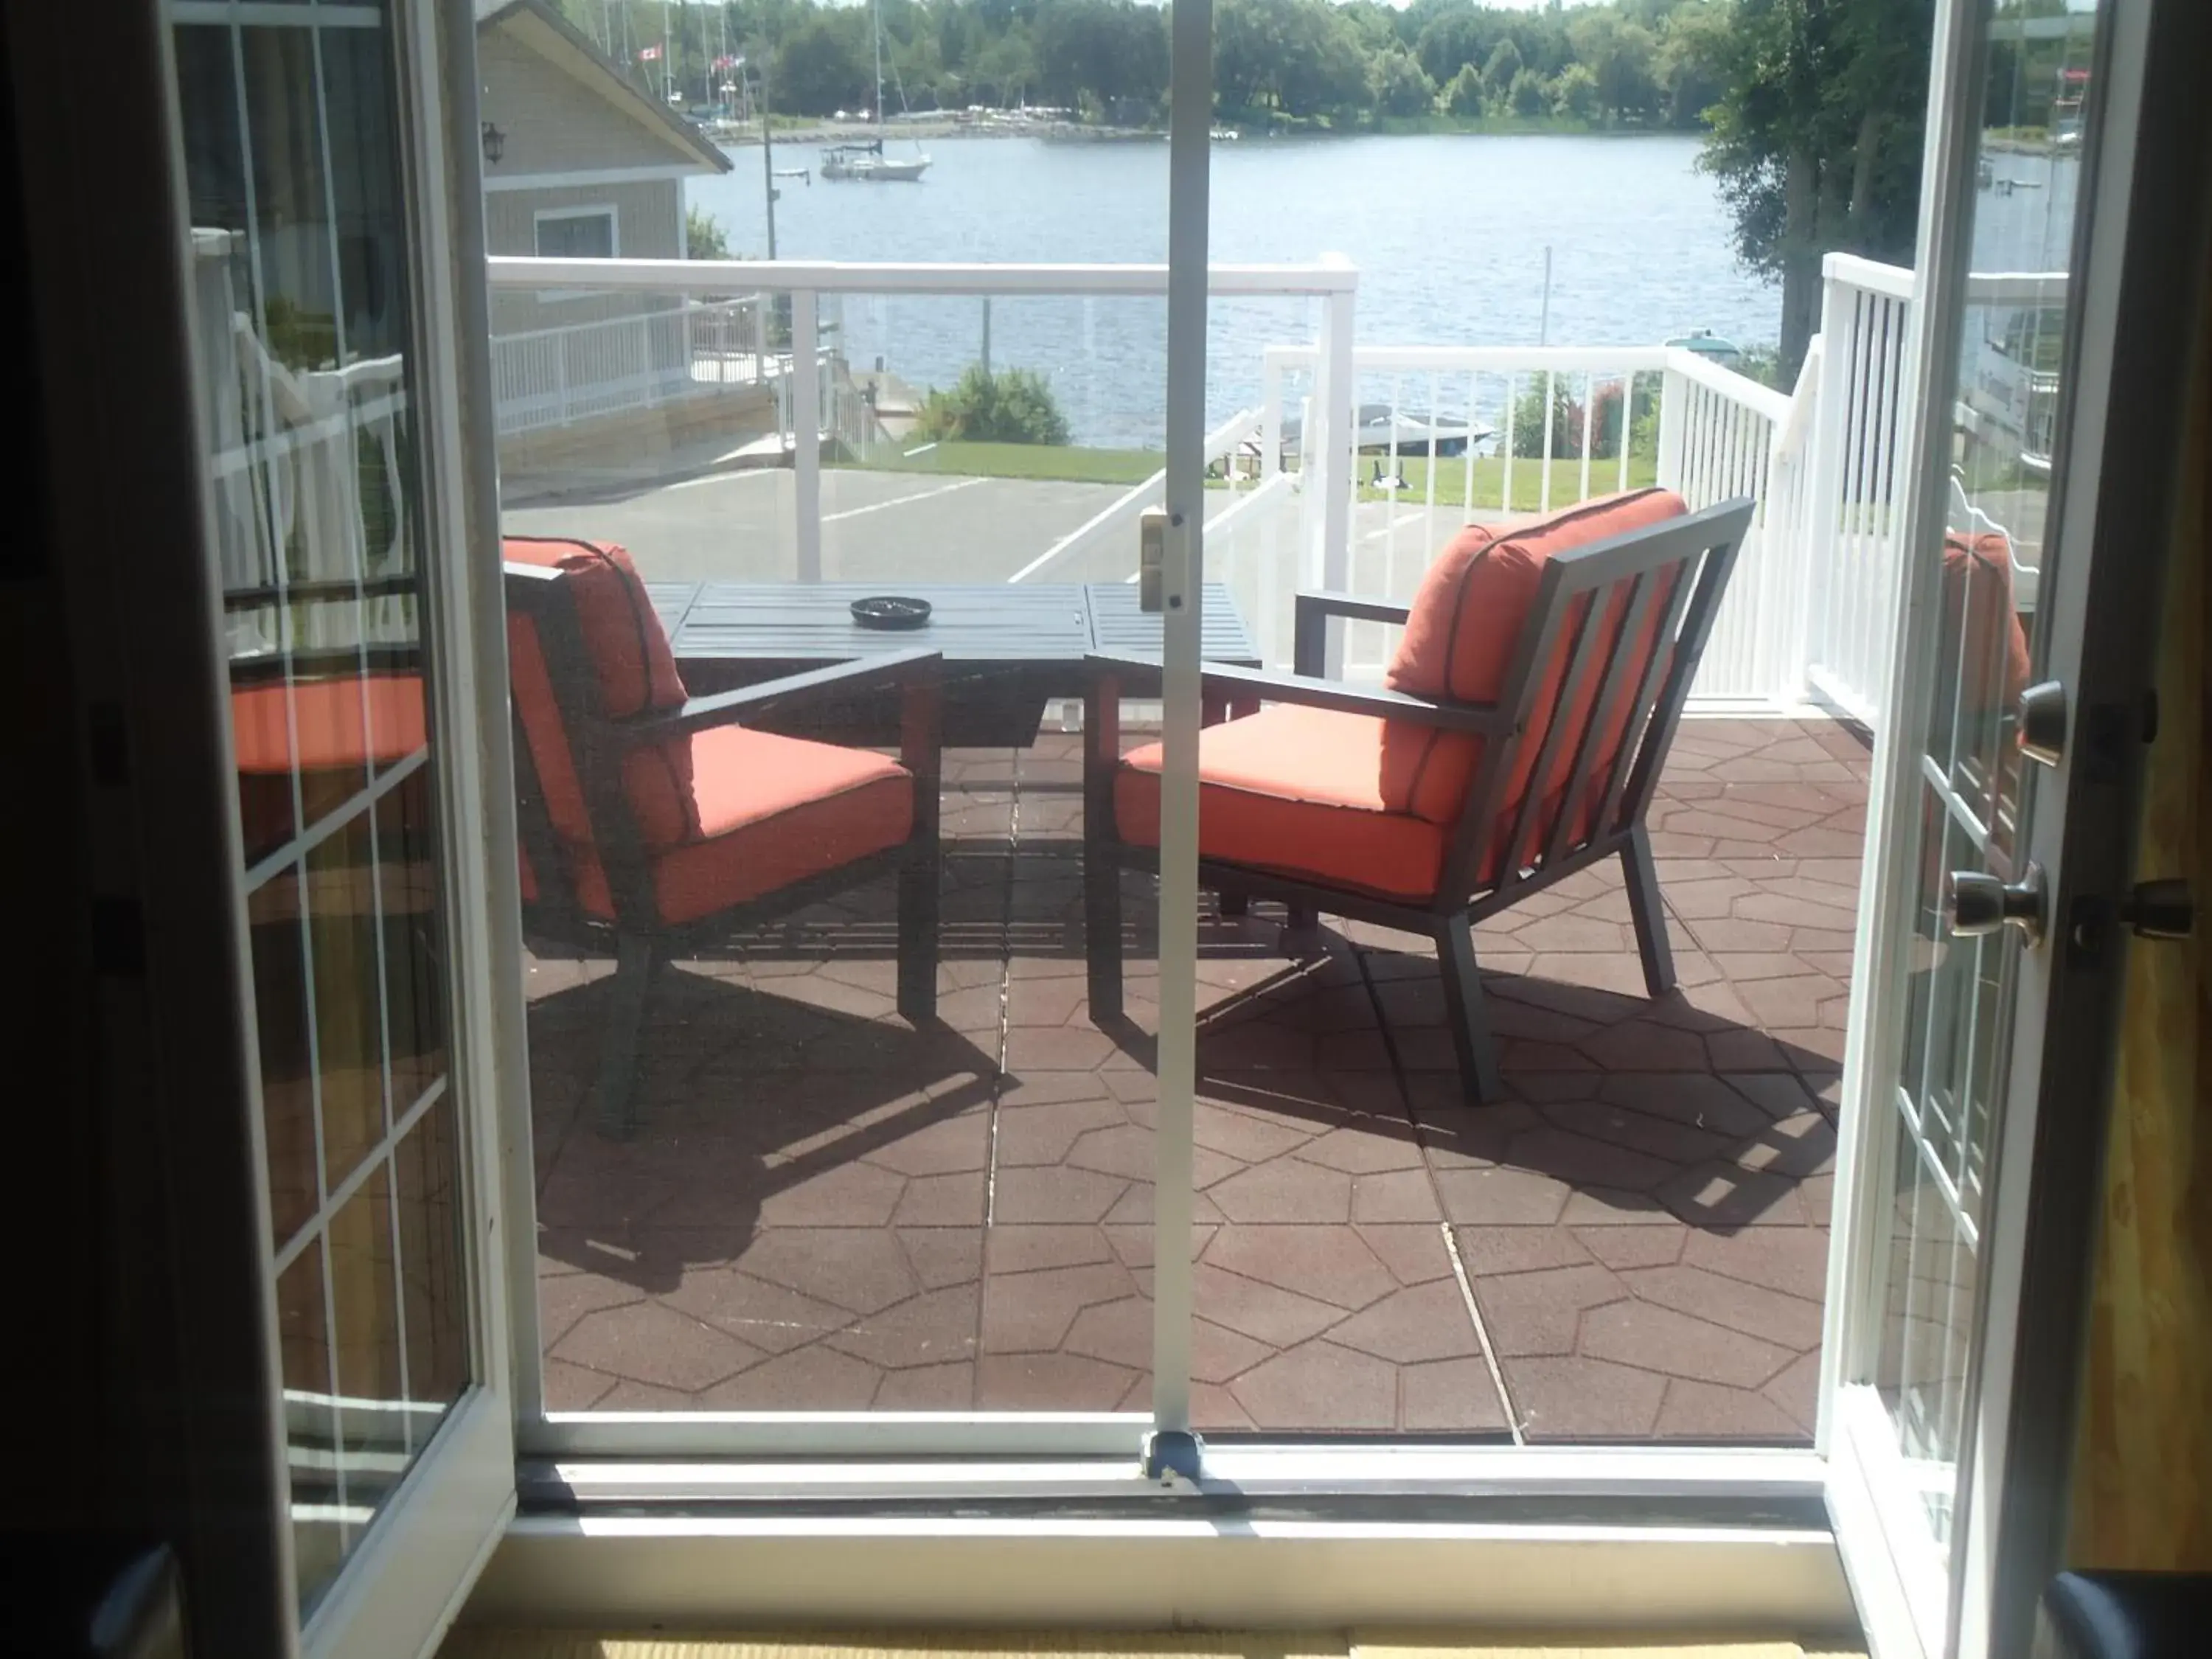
[{"x1": 476, "y1": 0, "x2": 731, "y2": 175}]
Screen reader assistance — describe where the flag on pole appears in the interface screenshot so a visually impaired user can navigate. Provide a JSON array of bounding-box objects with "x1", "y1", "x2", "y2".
[{"x1": 637, "y1": 44, "x2": 663, "y2": 63}]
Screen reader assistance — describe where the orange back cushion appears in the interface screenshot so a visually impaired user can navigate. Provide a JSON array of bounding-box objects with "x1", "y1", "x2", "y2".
[
  {"x1": 503, "y1": 538, "x2": 686, "y2": 919},
  {"x1": 1377, "y1": 488, "x2": 1691, "y2": 851},
  {"x1": 1941, "y1": 531, "x2": 2031, "y2": 715},
  {"x1": 502, "y1": 537, "x2": 687, "y2": 718}
]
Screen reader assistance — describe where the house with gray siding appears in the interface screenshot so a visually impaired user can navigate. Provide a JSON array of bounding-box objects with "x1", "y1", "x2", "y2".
[{"x1": 476, "y1": 0, "x2": 737, "y2": 434}]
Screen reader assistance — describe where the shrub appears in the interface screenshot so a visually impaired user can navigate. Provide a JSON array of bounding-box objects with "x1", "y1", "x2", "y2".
[
  {"x1": 686, "y1": 206, "x2": 734, "y2": 261},
  {"x1": 1506, "y1": 372, "x2": 1658, "y2": 462},
  {"x1": 916, "y1": 365, "x2": 1071, "y2": 445}
]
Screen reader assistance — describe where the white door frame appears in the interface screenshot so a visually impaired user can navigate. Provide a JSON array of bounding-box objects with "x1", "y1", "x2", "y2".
[{"x1": 1821, "y1": 2, "x2": 2210, "y2": 1657}]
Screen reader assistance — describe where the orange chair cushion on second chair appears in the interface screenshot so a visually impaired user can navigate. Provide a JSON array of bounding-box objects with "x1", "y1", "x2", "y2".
[{"x1": 1115, "y1": 488, "x2": 1688, "y2": 905}]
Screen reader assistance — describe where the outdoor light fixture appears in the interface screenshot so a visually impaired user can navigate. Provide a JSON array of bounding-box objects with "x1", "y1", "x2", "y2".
[{"x1": 479, "y1": 122, "x2": 505, "y2": 166}]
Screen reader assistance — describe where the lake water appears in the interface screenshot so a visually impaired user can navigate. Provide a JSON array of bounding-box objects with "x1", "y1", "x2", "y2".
[{"x1": 686, "y1": 133, "x2": 1783, "y2": 448}]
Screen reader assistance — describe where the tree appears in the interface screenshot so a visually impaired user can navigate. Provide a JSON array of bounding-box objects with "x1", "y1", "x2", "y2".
[
  {"x1": 1368, "y1": 45, "x2": 1436, "y2": 120},
  {"x1": 1697, "y1": 0, "x2": 1933, "y2": 377},
  {"x1": 1444, "y1": 63, "x2": 1486, "y2": 119},
  {"x1": 1509, "y1": 66, "x2": 1551, "y2": 119},
  {"x1": 1552, "y1": 61, "x2": 1601, "y2": 122},
  {"x1": 772, "y1": 13, "x2": 872, "y2": 115},
  {"x1": 1482, "y1": 38, "x2": 1524, "y2": 104}
]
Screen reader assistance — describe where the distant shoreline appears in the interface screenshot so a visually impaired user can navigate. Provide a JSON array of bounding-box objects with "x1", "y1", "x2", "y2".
[{"x1": 715, "y1": 115, "x2": 1697, "y2": 149}]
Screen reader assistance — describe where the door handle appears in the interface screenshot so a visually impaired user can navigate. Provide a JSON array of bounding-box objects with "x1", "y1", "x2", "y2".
[{"x1": 1947, "y1": 865, "x2": 2046, "y2": 942}]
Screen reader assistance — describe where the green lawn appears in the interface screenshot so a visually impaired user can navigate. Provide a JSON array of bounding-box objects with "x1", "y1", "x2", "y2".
[
  {"x1": 1350, "y1": 452, "x2": 1660, "y2": 509},
  {"x1": 840, "y1": 441, "x2": 1164, "y2": 486}
]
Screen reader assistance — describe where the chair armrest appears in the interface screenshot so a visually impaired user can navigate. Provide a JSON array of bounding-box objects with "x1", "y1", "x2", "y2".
[
  {"x1": 1294, "y1": 590, "x2": 1411, "y2": 675},
  {"x1": 1087, "y1": 651, "x2": 1505, "y2": 736},
  {"x1": 628, "y1": 648, "x2": 942, "y2": 742}
]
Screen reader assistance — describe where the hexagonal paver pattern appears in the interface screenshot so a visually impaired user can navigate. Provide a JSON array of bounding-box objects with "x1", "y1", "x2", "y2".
[{"x1": 526, "y1": 721, "x2": 1863, "y2": 1440}]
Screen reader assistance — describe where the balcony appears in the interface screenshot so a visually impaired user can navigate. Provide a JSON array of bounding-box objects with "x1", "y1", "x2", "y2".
[{"x1": 470, "y1": 248, "x2": 1941, "y2": 1441}]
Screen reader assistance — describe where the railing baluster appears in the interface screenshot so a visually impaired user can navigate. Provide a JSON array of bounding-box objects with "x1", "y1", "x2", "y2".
[
  {"x1": 1578, "y1": 370, "x2": 1594, "y2": 503},
  {"x1": 1502, "y1": 372, "x2": 1517, "y2": 516},
  {"x1": 1540, "y1": 369, "x2": 1555, "y2": 512},
  {"x1": 791, "y1": 288, "x2": 822, "y2": 582}
]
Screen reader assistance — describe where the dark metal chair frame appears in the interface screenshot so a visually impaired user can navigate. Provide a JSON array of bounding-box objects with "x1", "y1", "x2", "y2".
[
  {"x1": 1084, "y1": 497, "x2": 1757, "y2": 1102},
  {"x1": 505, "y1": 560, "x2": 943, "y2": 1137}
]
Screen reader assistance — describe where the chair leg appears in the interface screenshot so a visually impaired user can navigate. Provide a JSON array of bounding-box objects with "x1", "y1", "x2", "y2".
[
  {"x1": 1286, "y1": 902, "x2": 1319, "y2": 933},
  {"x1": 1435, "y1": 918, "x2": 1506, "y2": 1104},
  {"x1": 595, "y1": 931, "x2": 658, "y2": 1140},
  {"x1": 1217, "y1": 887, "x2": 1250, "y2": 918},
  {"x1": 1085, "y1": 824, "x2": 1124, "y2": 1026},
  {"x1": 897, "y1": 840, "x2": 939, "y2": 1024},
  {"x1": 1621, "y1": 824, "x2": 1677, "y2": 998}
]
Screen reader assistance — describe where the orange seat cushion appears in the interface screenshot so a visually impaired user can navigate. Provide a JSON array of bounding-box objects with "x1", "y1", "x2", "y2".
[
  {"x1": 1381, "y1": 487, "x2": 1689, "y2": 838},
  {"x1": 649, "y1": 727, "x2": 914, "y2": 925},
  {"x1": 1115, "y1": 705, "x2": 1448, "y2": 902}
]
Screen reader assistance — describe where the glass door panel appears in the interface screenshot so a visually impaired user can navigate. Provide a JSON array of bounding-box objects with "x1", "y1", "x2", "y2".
[
  {"x1": 1830, "y1": 0, "x2": 2127, "y2": 1652},
  {"x1": 167, "y1": 0, "x2": 511, "y2": 1642},
  {"x1": 499, "y1": 1, "x2": 1186, "y2": 1437}
]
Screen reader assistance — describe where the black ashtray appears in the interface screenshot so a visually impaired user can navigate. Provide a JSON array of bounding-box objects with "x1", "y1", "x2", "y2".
[{"x1": 850, "y1": 595, "x2": 933, "y2": 630}]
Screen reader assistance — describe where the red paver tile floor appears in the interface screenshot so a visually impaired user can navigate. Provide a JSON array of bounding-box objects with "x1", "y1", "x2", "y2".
[{"x1": 525, "y1": 718, "x2": 1866, "y2": 1439}]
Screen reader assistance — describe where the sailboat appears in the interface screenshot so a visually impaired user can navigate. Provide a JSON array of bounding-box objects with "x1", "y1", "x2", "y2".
[{"x1": 820, "y1": 0, "x2": 931, "y2": 181}]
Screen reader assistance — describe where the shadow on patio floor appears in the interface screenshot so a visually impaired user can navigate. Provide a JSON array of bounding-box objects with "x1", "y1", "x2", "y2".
[{"x1": 524, "y1": 717, "x2": 1863, "y2": 1439}]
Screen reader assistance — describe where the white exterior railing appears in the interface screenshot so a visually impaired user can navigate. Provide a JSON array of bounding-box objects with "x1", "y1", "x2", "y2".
[
  {"x1": 1256, "y1": 341, "x2": 1796, "y2": 705},
  {"x1": 486, "y1": 256, "x2": 1360, "y2": 585},
  {"x1": 1797, "y1": 254, "x2": 1915, "y2": 726},
  {"x1": 481, "y1": 251, "x2": 2079, "y2": 733}
]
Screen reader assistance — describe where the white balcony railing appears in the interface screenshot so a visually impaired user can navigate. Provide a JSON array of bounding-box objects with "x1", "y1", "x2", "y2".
[{"x1": 470, "y1": 250, "x2": 2065, "y2": 731}]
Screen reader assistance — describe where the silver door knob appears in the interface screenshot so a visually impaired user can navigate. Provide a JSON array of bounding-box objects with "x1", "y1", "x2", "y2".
[
  {"x1": 1947, "y1": 866, "x2": 2046, "y2": 942},
  {"x1": 2017, "y1": 681, "x2": 2066, "y2": 768}
]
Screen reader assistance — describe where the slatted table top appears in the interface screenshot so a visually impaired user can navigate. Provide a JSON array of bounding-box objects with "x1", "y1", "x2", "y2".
[{"x1": 644, "y1": 581, "x2": 1259, "y2": 667}]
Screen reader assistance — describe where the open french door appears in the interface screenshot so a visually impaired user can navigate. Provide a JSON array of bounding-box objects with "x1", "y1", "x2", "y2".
[
  {"x1": 1822, "y1": 2, "x2": 2207, "y2": 1658},
  {"x1": 156, "y1": 1, "x2": 516, "y2": 1652}
]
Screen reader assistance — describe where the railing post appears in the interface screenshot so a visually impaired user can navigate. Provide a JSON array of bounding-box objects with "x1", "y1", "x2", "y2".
[
  {"x1": 1259, "y1": 351, "x2": 1282, "y2": 484},
  {"x1": 1802, "y1": 260, "x2": 1855, "y2": 708},
  {"x1": 1655, "y1": 361, "x2": 1686, "y2": 493},
  {"x1": 791, "y1": 288, "x2": 822, "y2": 582},
  {"x1": 554, "y1": 338, "x2": 569, "y2": 427},
  {"x1": 1317, "y1": 254, "x2": 1355, "y2": 672}
]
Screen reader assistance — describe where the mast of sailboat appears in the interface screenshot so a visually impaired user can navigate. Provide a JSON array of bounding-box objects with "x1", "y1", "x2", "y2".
[{"x1": 872, "y1": 0, "x2": 885, "y2": 128}]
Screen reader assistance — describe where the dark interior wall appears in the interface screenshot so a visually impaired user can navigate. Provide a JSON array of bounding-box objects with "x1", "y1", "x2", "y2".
[
  {"x1": 0, "y1": 0, "x2": 108, "y2": 1536},
  {"x1": 1, "y1": 4, "x2": 288, "y2": 1654}
]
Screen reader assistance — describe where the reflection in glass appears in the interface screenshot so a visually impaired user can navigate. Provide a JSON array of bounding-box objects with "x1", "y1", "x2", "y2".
[
  {"x1": 168, "y1": 2, "x2": 465, "y2": 1621},
  {"x1": 1871, "y1": 0, "x2": 2104, "y2": 1584}
]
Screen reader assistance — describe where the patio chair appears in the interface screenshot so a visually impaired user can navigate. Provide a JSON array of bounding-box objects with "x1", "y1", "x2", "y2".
[
  {"x1": 503, "y1": 536, "x2": 942, "y2": 1137},
  {"x1": 1086, "y1": 489, "x2": 1757, "y2": 1102}
]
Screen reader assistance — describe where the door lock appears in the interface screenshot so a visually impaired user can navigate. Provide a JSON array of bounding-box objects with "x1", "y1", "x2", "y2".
[
  {"x1": 1947, "y1": 864, "x2": 2046, "y2": 942},
  {"x1": 2016, "y1": 680, "x2": 2067, "y2": 768},
  {"x1": 2119, "y1": 877, "x2": 2193, "y2": 940}
]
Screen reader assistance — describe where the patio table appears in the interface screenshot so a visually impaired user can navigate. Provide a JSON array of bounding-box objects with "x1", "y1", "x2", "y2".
[{"x1": 644, "y1": 581, "x2": 1262, "y2": 746}]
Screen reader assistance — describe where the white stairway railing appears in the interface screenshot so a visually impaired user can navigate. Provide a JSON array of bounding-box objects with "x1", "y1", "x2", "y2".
[{"x1": 489, "y1": 295, "x2": 772, "y2": 437}]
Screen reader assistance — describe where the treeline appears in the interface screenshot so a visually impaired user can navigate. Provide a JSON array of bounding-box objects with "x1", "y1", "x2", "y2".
[{"x1": 557, "y1": 0, "x2": 1734, "y2": 132}]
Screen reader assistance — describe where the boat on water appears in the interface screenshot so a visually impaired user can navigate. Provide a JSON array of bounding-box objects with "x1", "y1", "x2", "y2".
[
  {"x1": 1277, "y1": 403, "x2": 1496, "y2": 460},
  {"x1": 821, "y1": 0, "x2": 931, "y2": 181},
  {"x1": 821, "y1": 139, "x2": 928, "y2": 182}
]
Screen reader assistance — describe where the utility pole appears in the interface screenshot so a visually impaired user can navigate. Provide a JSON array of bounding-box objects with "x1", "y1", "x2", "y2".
[{"x1": 759, "y1": 54, "x2": 778, "y2": 260}]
